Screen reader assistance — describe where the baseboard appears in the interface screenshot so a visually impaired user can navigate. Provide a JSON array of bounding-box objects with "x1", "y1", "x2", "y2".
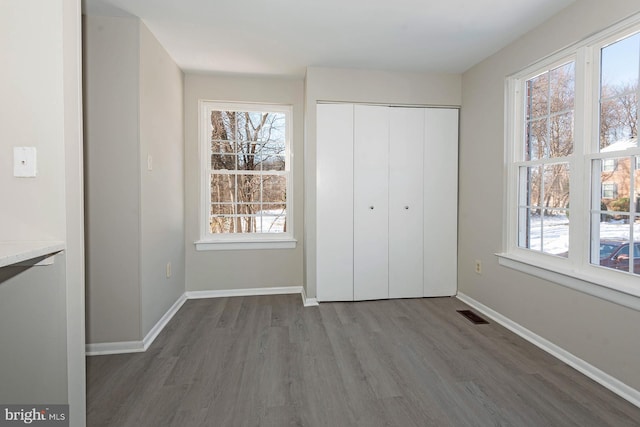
[
  {"x1": 456, "y1": 292, "x2": 640, "y2": 409},
  {"x1": 185, "y1": 286, "x2": 303, "y2": 299},
  {"x1": 88, "y1": 286, "x2": 309, "y2": 356},
  {"x1": 142, "y1": 292, "x2": 187, "y2": 351},
  {"x1": 86, "y1": 293, "x2": 186, "y2": 356},
  {"x1": 301, "y1": 286, "x2": 319, "y2": 307},
  {"x1": 86, "y1": 340, "x2": 145, "y2": 356}
]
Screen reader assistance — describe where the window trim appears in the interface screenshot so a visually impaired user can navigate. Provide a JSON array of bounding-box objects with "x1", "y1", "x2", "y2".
[
  {"x1": 196, "y1": 100, "x2": 296, "y2": 250},
  {"x1": 501, "y1": 12, "x2": 640, "y2": 306}
]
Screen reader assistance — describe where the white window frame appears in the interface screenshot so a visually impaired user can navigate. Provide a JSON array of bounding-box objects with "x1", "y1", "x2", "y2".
[
  {"x1": 195, "y1": 101, "x2": 296, "y2": 251},
  {"x1": 500, "y1": 13, "x2": 640, "y2": 310}
]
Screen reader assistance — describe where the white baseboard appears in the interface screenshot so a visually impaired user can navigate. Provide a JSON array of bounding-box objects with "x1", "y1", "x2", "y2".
[
  {"x1": 141, "y1": 292, "x2": 187, "y2": 351},
  {"x1": 185, "y1": 286, "x2": 303, "y2": 299},
  {"x1": 87, "y1": 286, "x2": 314, "y2": 356},
  {"x1": 86, "y1": 292, "x2": 187, "y2": 356},
  {"x1": 456, "y1": 292, "x2": 640, "y2": 409},
  {"x1": 301, "y1": 286, "x2": 319, "y2": 307},
  {"x1": 85, "y1": 340, "x2": 145, "y2": 356}
]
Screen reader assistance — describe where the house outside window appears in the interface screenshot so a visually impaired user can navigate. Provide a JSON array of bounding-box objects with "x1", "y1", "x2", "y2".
[{"x1": 196, "y1": 101, "x2": 295, "y2": 250}]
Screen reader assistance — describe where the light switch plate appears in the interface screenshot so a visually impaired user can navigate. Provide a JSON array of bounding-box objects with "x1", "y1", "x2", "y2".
[{"x1": 14, "y1": 147, "x2": 37, "y2": 177}]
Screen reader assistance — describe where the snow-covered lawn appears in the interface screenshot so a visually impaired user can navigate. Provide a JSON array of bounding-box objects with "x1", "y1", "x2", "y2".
[
  {"x1": 528, "y1": 214, "x2": 640, "y2": 255},
  {"x1": 255, "y1": 209, "x2": 287, "y2": 233}
]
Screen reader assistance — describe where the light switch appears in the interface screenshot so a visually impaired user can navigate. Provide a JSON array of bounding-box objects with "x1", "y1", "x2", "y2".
[
  {"x1": 14, "y1": 147, "x2": 37, "y2": 177},
  {"x1": 147, "y1": 154, "x2": 153, "y2": 171}
]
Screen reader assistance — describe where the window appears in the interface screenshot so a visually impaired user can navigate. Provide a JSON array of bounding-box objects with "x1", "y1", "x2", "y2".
[
  {"x1": 504, "y1": 16, "x2": 640, "y2": 301},
  {"x1": 197, "y1": 102, "x2": 295, "y2": 250},
  {"x1": 602, "y1": 158, "x2": 617, "y2": 171},
  {"x1": 601, "y1": 183, "x2": 618, "y2": 199},
  {"x1": 517, "y1": 62, "x2": 574, "y2": 256}
]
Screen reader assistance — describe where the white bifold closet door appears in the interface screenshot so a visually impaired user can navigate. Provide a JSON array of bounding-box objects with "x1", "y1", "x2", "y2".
[
  {"x1": 316, "y1": 103, "x2": 458, "y2": 302},
  {"x1": 353, "y1": 105, "x2": 389, "y2": 301},
  {"x1": 423, "y1": 108, "x2": 458, "y2": 296},
  {"x1": 389, "y1": 107, "x2": 424, "y2": 299},
  {"x1": 316, "y1": 103, "x2": 354, "y2": 302}
]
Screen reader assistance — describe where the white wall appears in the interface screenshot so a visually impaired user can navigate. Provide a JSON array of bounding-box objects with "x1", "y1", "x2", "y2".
[
  {"x1": 84, "y1": 15, "x2": 141, "y2": 344},
  {"x1": 0, "y1": 0, "x2": 85, "y2": 422},
  {"x1": 84, "y1": 16, "x2": 185, "y2": 344},
  {"x1": 184, "y1": 73, "x2": 305, "y2": 292},
  {"x1": 304, "y1": 67, "x2": 462, "y2": 298},
  {"x1": 139, "y1": 23, "x2": 185, "y2": 336},
  {"x1": 459, "y1": 0, "x2": 640, "y2": 391}
]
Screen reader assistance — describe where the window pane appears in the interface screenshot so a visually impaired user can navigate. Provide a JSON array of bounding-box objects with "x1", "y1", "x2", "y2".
[
  {"x1": 211, "y1": 154, "x2": 235, "y2": 170},
  {"x1": 542, "y1": 209, "x2": 569, "y2": 256},
  {"x1": 550, "y1": 62, "x2": 575, "y2": 114},
  {"x1": 237, "y1": 174, "x2": 261, "y2": 203},
  {"x1": 549, "y1": 112, "x2": 574, "y2": 157},
  {"x1": 544, "y1": 163, "x2": 570, "y2": 209},
  {"x1": 257, "y1": 112, "x2": 286, "y2": 144},
  {"x1": 526, "y1": 119, "x2": 547, "y2": 161},
  {"x1": 210, "y1": 174, "x2": 236, "y2": 203},
  {"x1": 258, "y1": 154, "x2": 286, "y2": 171},
  {"x1": 526, "y1": 72, "x2": 548, "y2": 120},
  {"x1": 525, "y1": 63, "x2": 575, "y2": 160},
  {"x1": 211, "y1": 139, "x2": 236, "y2": 154},
  {"x1": 525, "y1": 166, "x2": 542, "y2": 209},
  {"x1": 599, "y1": 33, "x2": 639, "y2": 150},
  {"x1": 210, "y1": 217, "x2": 233, "y2": 234},
  {"x1": 238, "y1": 154, "x2": 258, "y2": 171},
  {"x1": 597, "y1": 157, "x2": 630, "y2": 211},
  {"x1": 259, "y1": 204, "x2": 287, "y2": 233},
  {"x1": 524, "y1": 208, "x2": 542, "y2": 251},
  {"x1": 593, "y1": 213, "x2": 632, "y2": 272},
  {"x1": 262, "y1": 175, "x2": 287, "y2": 203},
  {"x1": 601, "y1": 33, "x2": 639, "y2": 90},
  {"x1": 210, "y1": 111, "x2": 234, "y2": 139}
]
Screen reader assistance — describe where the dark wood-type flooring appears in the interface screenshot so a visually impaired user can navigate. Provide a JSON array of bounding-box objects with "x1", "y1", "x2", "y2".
[{"x1": 87, "y1": 295, "x2": 640, "y2": 426}]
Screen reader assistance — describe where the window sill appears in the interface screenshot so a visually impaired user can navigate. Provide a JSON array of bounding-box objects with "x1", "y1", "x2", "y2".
[
  {"x1": 496, "y1": 252, "x2": 640, "y2": 311},
  {"x1": 195, "y1": 238, "x2": 297, "y2": 251}
]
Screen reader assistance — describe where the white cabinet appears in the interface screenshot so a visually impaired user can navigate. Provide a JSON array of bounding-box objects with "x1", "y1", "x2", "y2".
[{"x1": 316, "y1": 103, "x2": 458, "y2": 302}]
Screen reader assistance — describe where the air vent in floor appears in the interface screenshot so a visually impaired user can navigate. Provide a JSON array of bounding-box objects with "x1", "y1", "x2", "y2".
[{"x1": 457, "y1": 309, "x2": 489, "y2": 324}]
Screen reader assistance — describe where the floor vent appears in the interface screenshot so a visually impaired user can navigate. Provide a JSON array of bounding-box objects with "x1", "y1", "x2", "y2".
[{"x1": 457, "y1": 309, "x2": 489, "y2": 324}]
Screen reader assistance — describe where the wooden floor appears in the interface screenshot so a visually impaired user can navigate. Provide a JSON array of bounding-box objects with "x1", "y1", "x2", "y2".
[{"x1": 87, "y1": 295, "x2": 640, "y2": 426}]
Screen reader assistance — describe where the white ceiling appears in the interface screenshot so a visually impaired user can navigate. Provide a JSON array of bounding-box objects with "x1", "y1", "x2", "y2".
[{"x1": 83, "y1": 0, "x2": 575, "y2": 77}]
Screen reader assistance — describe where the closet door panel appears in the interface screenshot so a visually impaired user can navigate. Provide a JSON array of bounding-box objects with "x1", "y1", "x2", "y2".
[
  {"x1": 316, "y1": 103, "x2": 354, "y2": 301},
  {"x1": 389, "y1": 108, "x2": 424, "y2": 298},
  {"x1": 353, "y1": 105, "x2": 389, "y2": 300},
  {"x1": 424, "y1": 108, "x2": 458, "y2": 296}
]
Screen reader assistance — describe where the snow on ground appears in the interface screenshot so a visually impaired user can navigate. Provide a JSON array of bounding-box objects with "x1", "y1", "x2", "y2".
[
  {"x1": 255, "y1": 209, "x2": 286, "y2": 233},
  {"x1": 528, "y1": 214, "x2": 639, "y2": 255}
]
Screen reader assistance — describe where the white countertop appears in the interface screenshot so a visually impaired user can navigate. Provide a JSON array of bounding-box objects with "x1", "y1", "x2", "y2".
[{"x1": 0, "y1": 241, "x2": 65, "y2": 268}]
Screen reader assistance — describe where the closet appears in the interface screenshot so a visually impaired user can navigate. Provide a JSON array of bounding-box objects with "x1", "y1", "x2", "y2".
[{"x1": 316, "y1": 103, "x2": 458, "y2": 302}]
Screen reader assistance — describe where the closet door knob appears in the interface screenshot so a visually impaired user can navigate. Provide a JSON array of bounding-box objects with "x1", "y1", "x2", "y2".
[
  {"x1": 404, "y1": 206, "x2": 409, "y2": 210},
  {"x1": 369, "y1": 206, "x2": 374, "y2": 210}
]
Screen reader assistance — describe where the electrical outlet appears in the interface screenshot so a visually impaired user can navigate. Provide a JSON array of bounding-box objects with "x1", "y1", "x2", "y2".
[
  {"x1": 166, "y1": 262, "x2": 172, "y2": 278},
  {"x1": 474, "y1": 260, "x2": 482, "y2": 275}
]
